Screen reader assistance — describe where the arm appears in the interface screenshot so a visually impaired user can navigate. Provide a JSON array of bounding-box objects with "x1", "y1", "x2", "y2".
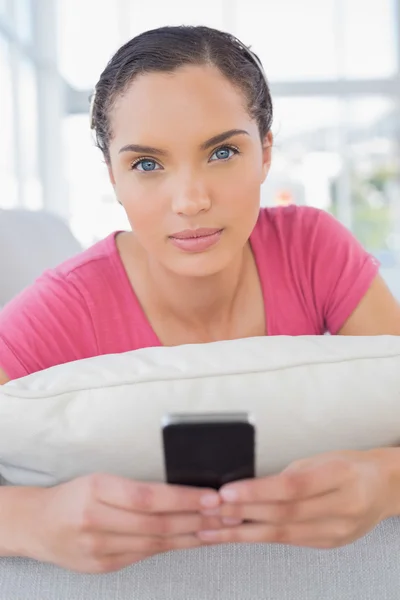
[
  {"x1": 303, "y1": 208, "x2": 381, "y2": 334},
  {"x1": 0, "y1": 359, "x2": 222, "y2": 567},
  {"x1": 0, "y1": 368, "x2": 9, "y2": 385},
  {"x1": 338, "y1": 274, "x2": 400, "y2": 513},
  {"x1": 0, "y1": 486, "x2": 44, "y2": 557},
  {"x1": 339, "y1": 274, "x2": 400, "y2": 335},
  {"x1": 0, "y1": 473, "x2": 221, "y2": 570},
  {"x1": 207, "y1": 213, "x2": 400, "y2": 550},
  {"x1": 0, "y1": 369, "x2": 45, "y2": 558}
]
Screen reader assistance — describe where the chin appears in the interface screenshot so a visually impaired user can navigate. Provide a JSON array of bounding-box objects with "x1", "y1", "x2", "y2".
[{"x1": 165, "y1": 249, "x2": 233, "y2": 278}]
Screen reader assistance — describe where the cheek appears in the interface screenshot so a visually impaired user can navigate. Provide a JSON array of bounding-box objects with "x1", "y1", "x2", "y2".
[
  {"x1": 114, "y1": 179, "x2": 168, "y2": 255},
  {"x1": 215, "y1": 163, "x2": 261, "y2": 210},
  {"x1": 115, "y1": 176, "x2": 168, "y2": 232}
]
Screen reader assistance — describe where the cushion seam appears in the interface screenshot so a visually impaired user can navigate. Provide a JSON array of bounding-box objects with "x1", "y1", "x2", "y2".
[{"x1": 3, "y1": 351, "x2": 400, "y2": 400}]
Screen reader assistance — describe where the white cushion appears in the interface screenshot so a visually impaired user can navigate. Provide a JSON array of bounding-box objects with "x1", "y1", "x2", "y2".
[{"x1": 0, "y1": 335, "x2": 400, "y2": 487}]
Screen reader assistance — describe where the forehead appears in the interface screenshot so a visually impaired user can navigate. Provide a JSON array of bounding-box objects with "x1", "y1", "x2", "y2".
[{"x1": 109, "y1": 65, "x2": 254, "y2": 146}]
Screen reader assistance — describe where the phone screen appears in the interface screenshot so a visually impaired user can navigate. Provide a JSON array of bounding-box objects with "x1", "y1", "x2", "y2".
[{"x1": 163, "y1": 413, "x2": 255, "y2": 489}]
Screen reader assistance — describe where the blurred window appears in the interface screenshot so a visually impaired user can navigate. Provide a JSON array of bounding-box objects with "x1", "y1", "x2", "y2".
[
  {"x1": 341, "y1": 0, "x2": 397, "y2": 79},
  {"x1": 57, "y1": 0, "x2": 120, "y2": 90},
  {"x1": 18, "y1": 57, "x2": 42, "y2": 209},
  {"x1": 14, "y1": 0, "x2": 34, "y2": 44},
  {"x1": 237, "y1": 0, "x2": 338, "y2": 81},
  {"x1": 0, "y1": 37, "x2": 18, "y2": 208},
  {"x1": 237, "y1": 0, "x2": 396, "y2": 81}
]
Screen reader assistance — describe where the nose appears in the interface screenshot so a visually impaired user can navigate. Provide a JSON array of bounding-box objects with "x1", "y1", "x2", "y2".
[{"x1": 171, "y1": 175, "x2": 211, "y2": 217}]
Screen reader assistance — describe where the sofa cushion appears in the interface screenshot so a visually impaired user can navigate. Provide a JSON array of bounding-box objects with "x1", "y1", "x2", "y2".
[{"x1": 0, "y1": 335, "x2": 399, "y2": 487}]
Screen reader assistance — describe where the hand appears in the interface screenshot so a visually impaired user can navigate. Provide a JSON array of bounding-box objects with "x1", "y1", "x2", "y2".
[
  {"x1": 24, "y1": 473, "x2": 222, "y2": 573},
  {"x1": 198, "y1": 450, "x2": 394, "y2": 549}
]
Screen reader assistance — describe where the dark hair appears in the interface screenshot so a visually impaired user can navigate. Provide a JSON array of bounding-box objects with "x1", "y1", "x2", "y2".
[{"x1": 90, "y1": 25, "x2": 273, "y2": 163}]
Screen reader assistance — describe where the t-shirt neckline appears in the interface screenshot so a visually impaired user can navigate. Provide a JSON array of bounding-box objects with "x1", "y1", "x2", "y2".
[{"x1": 108, "y1": 219, "x2": 270, "y2": 345}]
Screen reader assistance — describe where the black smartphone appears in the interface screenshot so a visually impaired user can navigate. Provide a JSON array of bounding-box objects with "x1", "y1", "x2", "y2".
[{"x1": 162, "y1": 412, "x2": 255, "y2": 489}]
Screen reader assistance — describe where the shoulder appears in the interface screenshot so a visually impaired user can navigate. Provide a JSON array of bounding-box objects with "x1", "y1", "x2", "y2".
[
  {"x1": 253, "y1": 205, "x2": 335, "y2": 240},
  {"x1": 53, "y1": 232, "x2": 121, "y2": 282},
  {"x1": 254, "y1": 206, "x2": 381, "y2": 334},
  {"x1": 0, "y1": 232, "x2": 129, "y2": 380},
  {"x1": 251, "y1": 205, "x2": 370, "y2": 259},
  {"x1": 0, "y1": 232, "x2": 123, "y2": 320},
  {"x1": 31, "y1": 231, "x2": 126, "y2": 304}
]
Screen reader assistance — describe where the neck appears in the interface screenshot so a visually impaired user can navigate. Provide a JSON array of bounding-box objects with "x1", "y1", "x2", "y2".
[{"x1": 145, "y1": 246, "x2": 251, "y2": 330}]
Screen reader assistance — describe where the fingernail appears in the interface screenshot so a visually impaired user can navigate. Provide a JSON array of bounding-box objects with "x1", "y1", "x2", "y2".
[
  {"x1": 200, "y1": 493, "x2": 220, "y2": 508},
  {"x1": 222, "y1": 518, "x2": 242, "y2": 526},
  {"x1": 220, "y1": 488, "x2": 239, "y2": 503}
]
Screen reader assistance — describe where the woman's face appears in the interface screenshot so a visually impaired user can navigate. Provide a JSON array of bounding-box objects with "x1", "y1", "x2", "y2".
[{"x1": 107, "y1": 64, "x2": 272, "y2": 277}]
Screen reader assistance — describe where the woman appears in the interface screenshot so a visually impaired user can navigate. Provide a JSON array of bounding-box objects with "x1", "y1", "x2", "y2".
[{"x1": 0, "y1": 26, "x2": 399, "y2": 574}]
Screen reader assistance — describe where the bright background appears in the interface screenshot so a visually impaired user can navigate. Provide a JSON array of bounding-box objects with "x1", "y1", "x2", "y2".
[{"x1": 1, "y1": 0, "x2": 400, "y2": 293}]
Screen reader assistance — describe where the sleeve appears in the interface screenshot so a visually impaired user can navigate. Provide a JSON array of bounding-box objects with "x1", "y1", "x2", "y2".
[
  {"x1": 307, "y1": 208, "x2": 380, "y2": 334},
  {"x1": 0, "y1": 270, "x2": 98, "y2": 380}
]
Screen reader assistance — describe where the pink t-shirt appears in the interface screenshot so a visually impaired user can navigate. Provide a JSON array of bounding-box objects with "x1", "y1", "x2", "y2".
[{"x1": 0, "y1": 206, "x2": 379, "y2": 380}]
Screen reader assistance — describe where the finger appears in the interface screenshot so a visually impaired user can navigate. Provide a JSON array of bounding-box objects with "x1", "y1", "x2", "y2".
[
  {"x1": 84, "y1": 503, "x2": 224, "y2": 536},
  {"x1": 198, "y1": 519, "x2": 350, "y2": 547},
  {"x1": 95, "y1": 532, "x2": 203, "y2": 556},
  {"x1": 91, "y1": 474, "x2": 220, "y2": 513},
  {"x1": 220, "y1": 458, "x2": 352, "y2": 504},
  {"x1": 218, "y1": 490, "x2": 344, "y2": 524},
  {"x1": 88, "y1": 552, "x2": 156, "y2": 574}
]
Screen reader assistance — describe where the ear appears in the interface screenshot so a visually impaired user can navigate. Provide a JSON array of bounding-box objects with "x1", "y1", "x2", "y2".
[{"x1": 261, "y1": 131, "x2": 273, "y2": 183}]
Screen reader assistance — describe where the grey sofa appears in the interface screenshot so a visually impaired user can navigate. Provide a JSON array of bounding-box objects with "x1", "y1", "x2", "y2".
[
  {"x1": 0, "y1": 208, "x2": 81, "y2": 307},
  {"x1": 0, "y1": 520, "x2": 400, "y2": 599}
]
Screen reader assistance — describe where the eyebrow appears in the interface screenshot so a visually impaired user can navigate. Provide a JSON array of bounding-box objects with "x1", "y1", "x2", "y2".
[
  {"x1": 200, "y1": 129, "x2": 250, "y2": 151},
  {"x1": 118, "y1": 129, "x2": 250, "y2": 156}
]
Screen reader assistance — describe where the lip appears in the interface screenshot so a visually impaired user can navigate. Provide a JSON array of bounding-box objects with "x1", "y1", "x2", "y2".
[
  {"x1": 170, "y1": 228, "x2": 222, "y2": 239},
  {"x1": 169, "y1": 228, "x2": 223, "y2": 252}
]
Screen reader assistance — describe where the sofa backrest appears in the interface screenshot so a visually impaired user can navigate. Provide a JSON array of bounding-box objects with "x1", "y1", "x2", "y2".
[{"x1": 0, "y1": 209, "x2": 81, "y2": 307}]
